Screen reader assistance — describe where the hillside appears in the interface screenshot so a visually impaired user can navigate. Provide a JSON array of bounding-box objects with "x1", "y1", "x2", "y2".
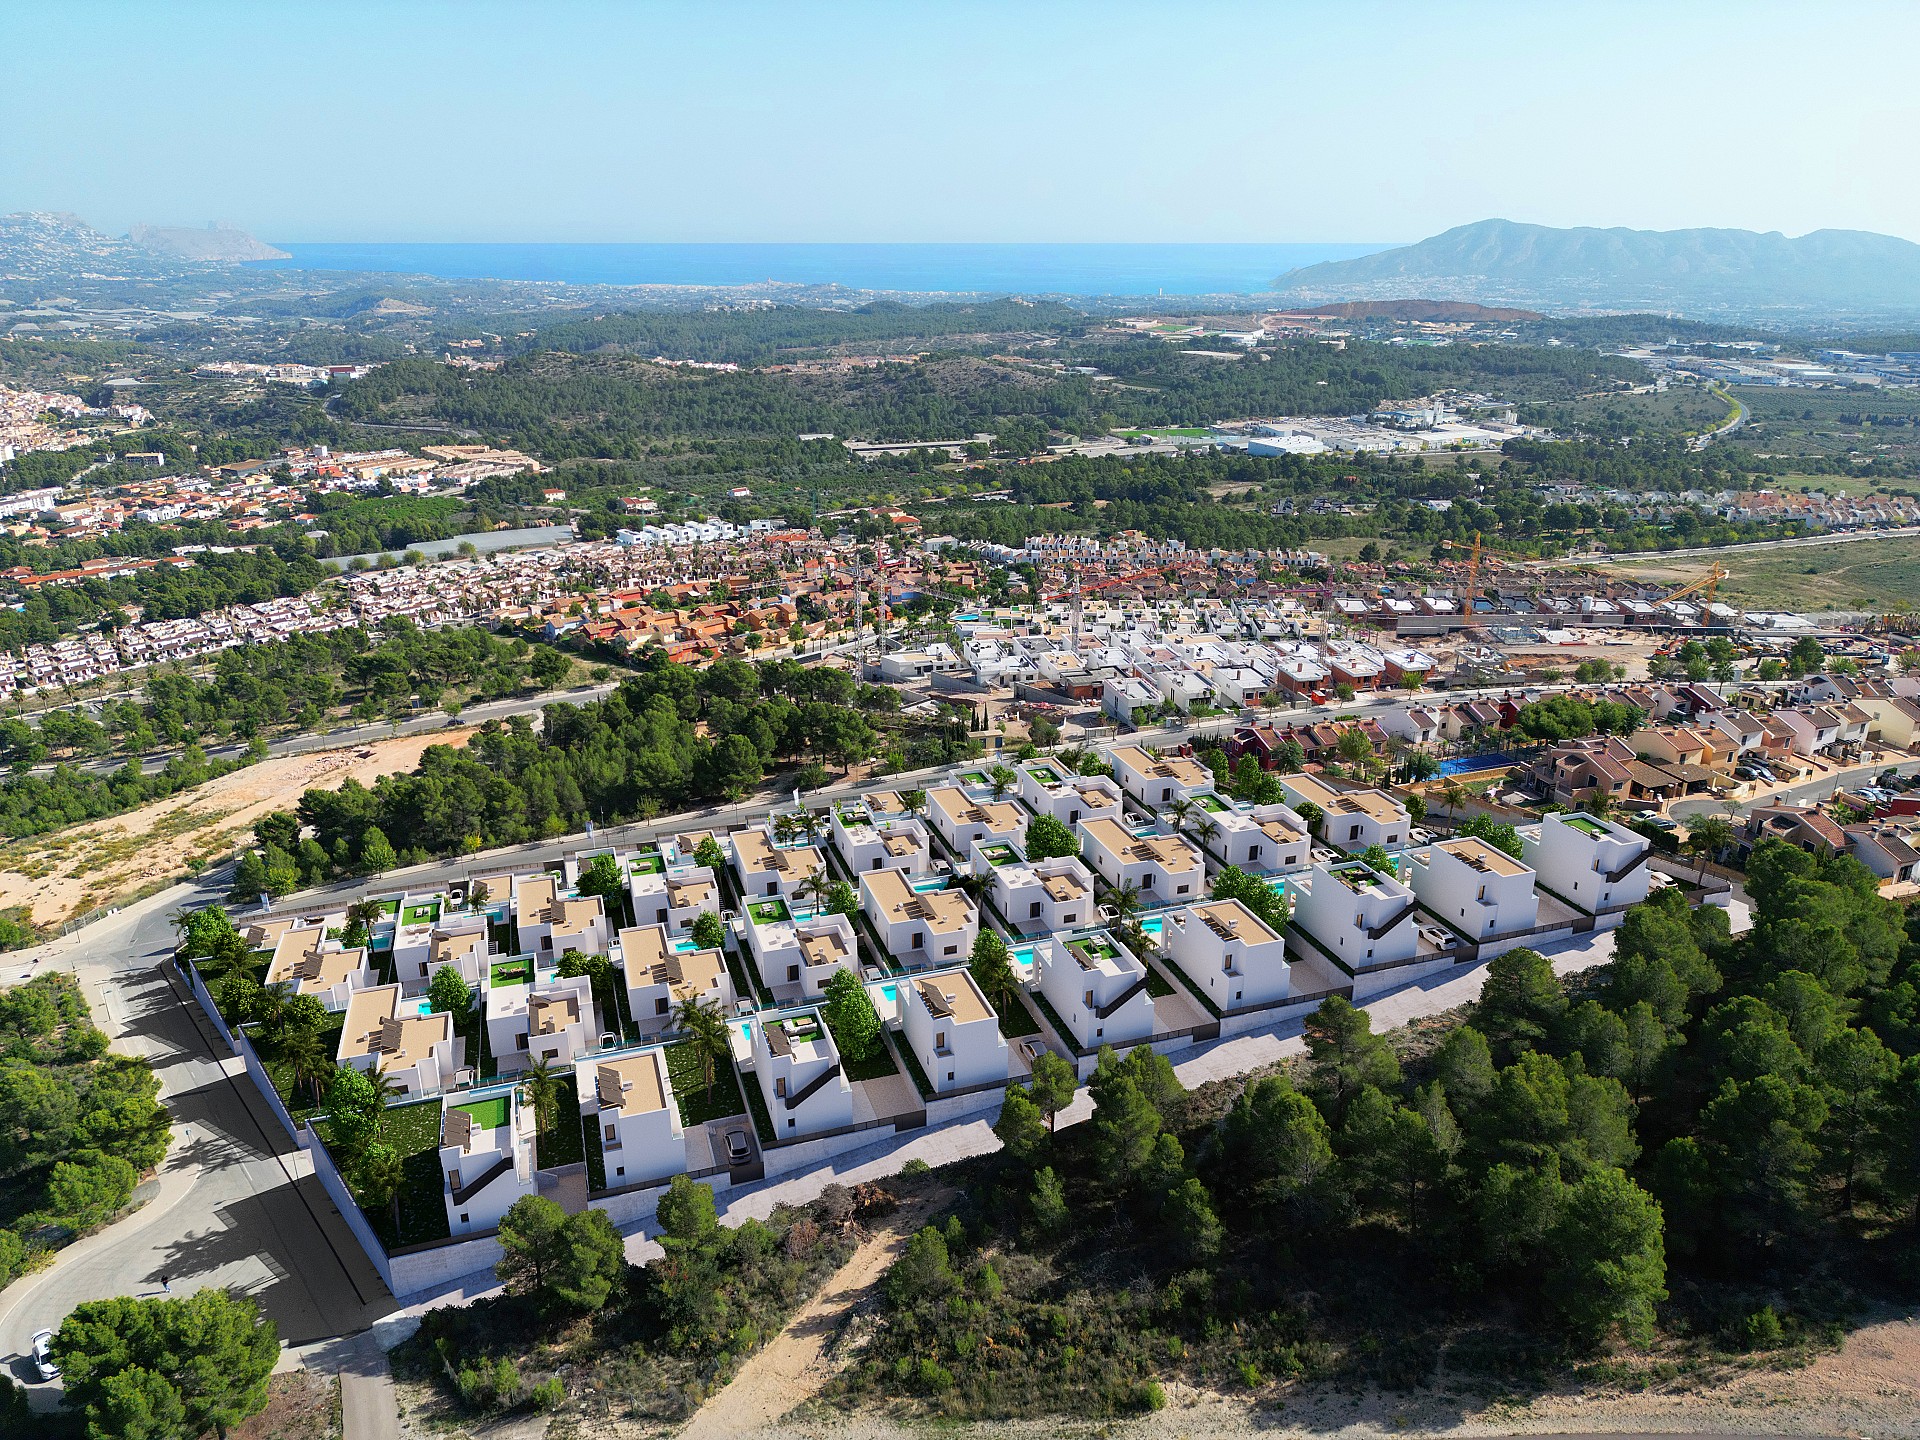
[
  {"x1": 1286, "y1": 298, "x2": 1543, "y2": 323},
  {"x1": 128, "y1": 223, "x2": 289, "y2": 262},
  {"x1": 1273, "y1": 218, "x2": 1920, "y2": 319}
]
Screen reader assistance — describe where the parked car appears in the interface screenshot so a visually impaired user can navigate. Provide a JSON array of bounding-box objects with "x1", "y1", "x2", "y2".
[
  {"x1": 723, "y1": 1128, "x2": 753, "y2": 1165},
  {"x1": 31, "y1": 1329, "x2": 57, "y2": 1381}
]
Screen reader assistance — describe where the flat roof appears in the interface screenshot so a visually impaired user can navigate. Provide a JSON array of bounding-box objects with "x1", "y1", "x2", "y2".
[
  {"x1": 916, "y1": 970, "x2": 993, "y2": 1025},
  {"x1": 1189, "y1": 898, "x2": 1282, "y2": 945},
  {"x1": 864, "y1": 867, "x2": 974, "y2": 931},
  {"x1": 595, "y1": 1053, "x2": 668, "y2": 1115},
  {"x1": 1436, "y1": 836, "x2": 1529, "y2": 877}
]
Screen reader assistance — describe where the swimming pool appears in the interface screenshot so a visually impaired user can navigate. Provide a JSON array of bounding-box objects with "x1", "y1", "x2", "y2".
[
  {"x1": 910, "y1": 876, "x2": 950, "y2": 893},
  {"x1": 881, "y1": 984, "x2": 898, "y2": 1002},
  {"x1": 1139, "y1": 915, "x2": 1165, "y2": 937},
  {"x1": 671, "y1": 938, "x2": 703, "y2": 953}
]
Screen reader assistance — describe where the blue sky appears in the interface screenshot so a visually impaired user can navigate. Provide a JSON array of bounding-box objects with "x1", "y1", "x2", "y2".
[{"x1": 4, "y1": 0, "x2": 1917, "y2": 244}]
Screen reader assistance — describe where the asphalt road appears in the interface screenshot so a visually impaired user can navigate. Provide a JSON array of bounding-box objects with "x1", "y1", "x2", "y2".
[
  {"x1": 0, "y1": 872, "x2": 390, "y2": 1409},
  {"x1": 1669, "y1": 756, "x2": 1920, "y2": 821}
]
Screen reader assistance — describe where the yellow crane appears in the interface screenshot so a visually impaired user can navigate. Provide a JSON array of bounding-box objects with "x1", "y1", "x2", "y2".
[{"x1": 1659, "y1": 561, "x2": 1729, "y2": 607}]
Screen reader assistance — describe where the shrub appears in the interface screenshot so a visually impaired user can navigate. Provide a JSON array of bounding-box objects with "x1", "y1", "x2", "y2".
[
  {"x1": 899, "y1": 1157, "x2": 931, "y2": 1177},
  {"x1": 529, "y1": 1376, "x2": 565, "y2": 1411},
  {"x1": 1740, "y1": 1305, "x2": 1785, "y2": 1350},
  {"x1": 1134, "y1": 1380, "x2": 1167, "y2": 1411}
]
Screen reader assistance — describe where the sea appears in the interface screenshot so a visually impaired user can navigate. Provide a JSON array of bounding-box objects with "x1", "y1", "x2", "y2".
[{"x1": 251, "y1": 242, "x2": 1394, "y2": 297}]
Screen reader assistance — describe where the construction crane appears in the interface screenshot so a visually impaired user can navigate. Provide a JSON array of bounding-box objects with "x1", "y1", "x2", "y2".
[
  {"x1": 1659, "y1": 561, "x2": 1729, "y2": 608},
  {"x1": 1441, "y1": 532, "x2": 1484, "y2": 613}
]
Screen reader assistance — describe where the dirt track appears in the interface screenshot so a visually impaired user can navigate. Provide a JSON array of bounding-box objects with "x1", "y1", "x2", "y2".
[
  {"x1": 676, "y1": 1193, "x2": 948, "y2": 1440},
  {"x1": 0, "y1": 728, "x2": 472, "y2": 925}
]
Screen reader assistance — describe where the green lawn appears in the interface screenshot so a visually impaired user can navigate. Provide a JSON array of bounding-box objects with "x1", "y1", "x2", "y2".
[
  {"x1": 664, "y1": 1039, "x2": 747, "y2": 1127},
  {"x1": 402, "y1": 902, "x2": 440, "y2": 926},
  {"x1": 454, "y1": 1095, "x2": 509, "y2": 1130},
  {"x1": 840, "y1": 1033, "x2": 899, "y2": 1083},
  {"x1": 489, "y1": 957, "x2": 533, "y2": 988},
  {"x1": 1143, "y1": 967, "x2": 1174, "y2": 998},
  {"x1": 747, "y1": 898, "x2": 792, "y2": 925},
  {"x1": 248, "y1": 1016, "x2": 344, "y2": 1121},
  {"x1": 317, "y1": 1097, "x2": 450, "y2": 1249},
  {"x1": 536, "y1": 1077, "x2": 585, "y2": 1169},
  {"x1": 996, "y1": 995, "x2": 1041, "y2": 1039}
]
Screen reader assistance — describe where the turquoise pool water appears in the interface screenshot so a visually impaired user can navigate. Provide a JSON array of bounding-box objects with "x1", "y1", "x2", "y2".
[
  {"x1": 1140, "y1": 915, "x2": 1164, "y2": 937},
  {"x1": 672, "y1": 938, "x2": 702, "y2": 953},
  {"x1": 1010, "y1": 944, "x2": 1037, "y2": 968},
  {"x1": 910, "y1": 877, "x2": 950, "y2": 893},
  {"x1": 881, "y1": 984, "x2": 898, "y2": 1002}
]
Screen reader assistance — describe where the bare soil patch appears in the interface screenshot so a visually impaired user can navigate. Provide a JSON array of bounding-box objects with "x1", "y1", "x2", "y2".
[
  {"x1": 231, "y1": 1369, "x2": 342, "y2": 1440},
  {"x1": 0, "y1": 729, "x2": 473, "y2": 925}
]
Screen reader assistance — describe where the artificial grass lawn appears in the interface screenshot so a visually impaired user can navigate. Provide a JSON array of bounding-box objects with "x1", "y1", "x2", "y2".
[
  {"x1": 454, "y1": 1095, "x2": 509, "y2": 1130},
  {"x1": 489, "y1": 957, "x2": 533, "y2": 988},
  {"x1": 747, "y1": 898, "x2": 791, "y2": 925},
  {"x1": 664, "y1": 1039, "x2": 747, "y2": 1127},
  {"x1": 401, "y1": 903, "x2": 440, "y2": 926},
  {"x1": 1143, "y1": 967, "x2": 1174, "y2": 998}
]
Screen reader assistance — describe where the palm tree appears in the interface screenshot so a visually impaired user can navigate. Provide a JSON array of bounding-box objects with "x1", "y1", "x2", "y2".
[
  {"x1": 673, "y1": 995, "x2": 728, "y2": 1104},
  {"x1": 795, "y1": 870, "x2": 835, "y2": 913},
  {"x1": 354, "y1": 1142, "x2": 406, "y2": 1234},
  {"x1": 368, "y1": 1061, "x2": 407, "y2": 1111},
  {"x1": 1109, "y1": 881, "x2": 1142, "y2": 926},
  {"x1": 1188, "y1": 814, "x2": 1221, "y2": 852},
  {"x1": 523, "y1": 1056, "x2": 560, "y2": 1136},
  {"x1": 282, "y1": 1027, "x2": 330, "y2": 1108},
  {"x1": 1164, "y1": 796, "x2": 1196, "y2": 832},
  {"x1": 1439, "y1": 776, "x2": 1471, "y2": 817},
  {"x1": 1687, "y1": 815, "x2": 1734, "y2": 881},
  {"x1": 900, "y1": 788, "x2": 928, "y2": 820},
  {"x1": 771, "y1": 812, "x2": 799, "y2": 846},
  {"x1": 986, "y1": 764, "x2": 1017, "y2": 801}
]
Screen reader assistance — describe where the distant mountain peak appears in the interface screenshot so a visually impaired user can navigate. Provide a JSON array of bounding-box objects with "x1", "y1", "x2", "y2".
[{"x1": 1271, "y1": 218, "x2": 1920, "y2": 319}]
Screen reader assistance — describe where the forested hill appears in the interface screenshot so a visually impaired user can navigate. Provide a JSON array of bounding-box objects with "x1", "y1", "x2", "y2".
[
  {"x1": 515, "y1": 299, "x2": 1090, "y2": 366},
  {"x1": 336, "y1": 341, "x2": 1642, "y2": 456}
]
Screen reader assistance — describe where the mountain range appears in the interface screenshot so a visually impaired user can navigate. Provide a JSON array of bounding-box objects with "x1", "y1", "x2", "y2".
[{"x1": 1273, "y1": 219, "x2": 1920, "y2": 319}]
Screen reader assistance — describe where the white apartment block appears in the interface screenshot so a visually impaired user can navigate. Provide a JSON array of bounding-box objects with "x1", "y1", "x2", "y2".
[
  {"x1": 440, "y1": 1089, "x2": 536, "y2": 1236},
  {"x1": 731, "y1": 825, "x2": 827, "y2": 900},
  {"x1": 1016, "y1": 759, "x2": 1123, "y2": 828},
  {"x1": 1078, "y1": 817, "x2": 1205, "y2": 904},
  {"x1": 1110, "y1": 745, "x2": 1216, "y2": 808},
  {"x1": 630, "y1": 861, "x2": 721, "y2": 934},
  {"x1": 1278, "y1": 773, "x2": 1409, "y2": 853},
  {"x1": 745, "y1": 902, "x2": 861, "y2": 999},
  {"x1": 924, "y1": 786, "x2": 1027, "y2": 854},
  {"x1": 617, "y1": 923, "x2": 734, "y2": 1031},
  {"x1": 1291, "y1": 859, "x2": 1420, "y2": 973},
  {"x1": 1519, "y1": 811, "x2": 1653, "y2": 916},
  {"x1": 752, "y1": 1008, "x2": 855, "y2": 1139},
  {"x1": 487, "y1": 970, "x2": 598, "y2": 1070},
  {"x1": 900, "y1": 967, "x2": 1008, "y2": 1093},
  {"x1": 831, "y1": 801, "x2": 931, "y2": 877},
  {"x1": 263, "y1": 926, "x2": 374, "y2": 1012},
  {"x1": 577, "y1": 1048, "x2": 686, "y2": 1188},
  {"x1": 860, "y1": 869, "x2": 978, "y2": 968},
  {"x1": 337, "y1": 984, "x2": 463, "y2": 1097},
  {"x1": 1161, "y1": 898, "x2": 1292, "y2": 1010},
  {"x1": 1407, "y1": 837, "x2": 1540, "y2": 944},
  {"x1": 395, "y1": 917, "x2": 490, "y2": 994},
  {"x1": 1206, "y1": 802, "x2": 1312, "y2": 874},
  {"x1": 981, "y1": 842, "x2": 1096, "y2": 935},
  {"x1": 1033, "y1": 929, "x2": 1157, "y2": 1052},
  {"x1": 512, "y1": 874, "x2": 610, "y2": 960}
]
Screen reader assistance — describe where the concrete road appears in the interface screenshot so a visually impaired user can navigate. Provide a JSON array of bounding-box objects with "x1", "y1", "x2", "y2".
[{"x1": 0, "y1": 876, "x2": 390, "y2": 1407}]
